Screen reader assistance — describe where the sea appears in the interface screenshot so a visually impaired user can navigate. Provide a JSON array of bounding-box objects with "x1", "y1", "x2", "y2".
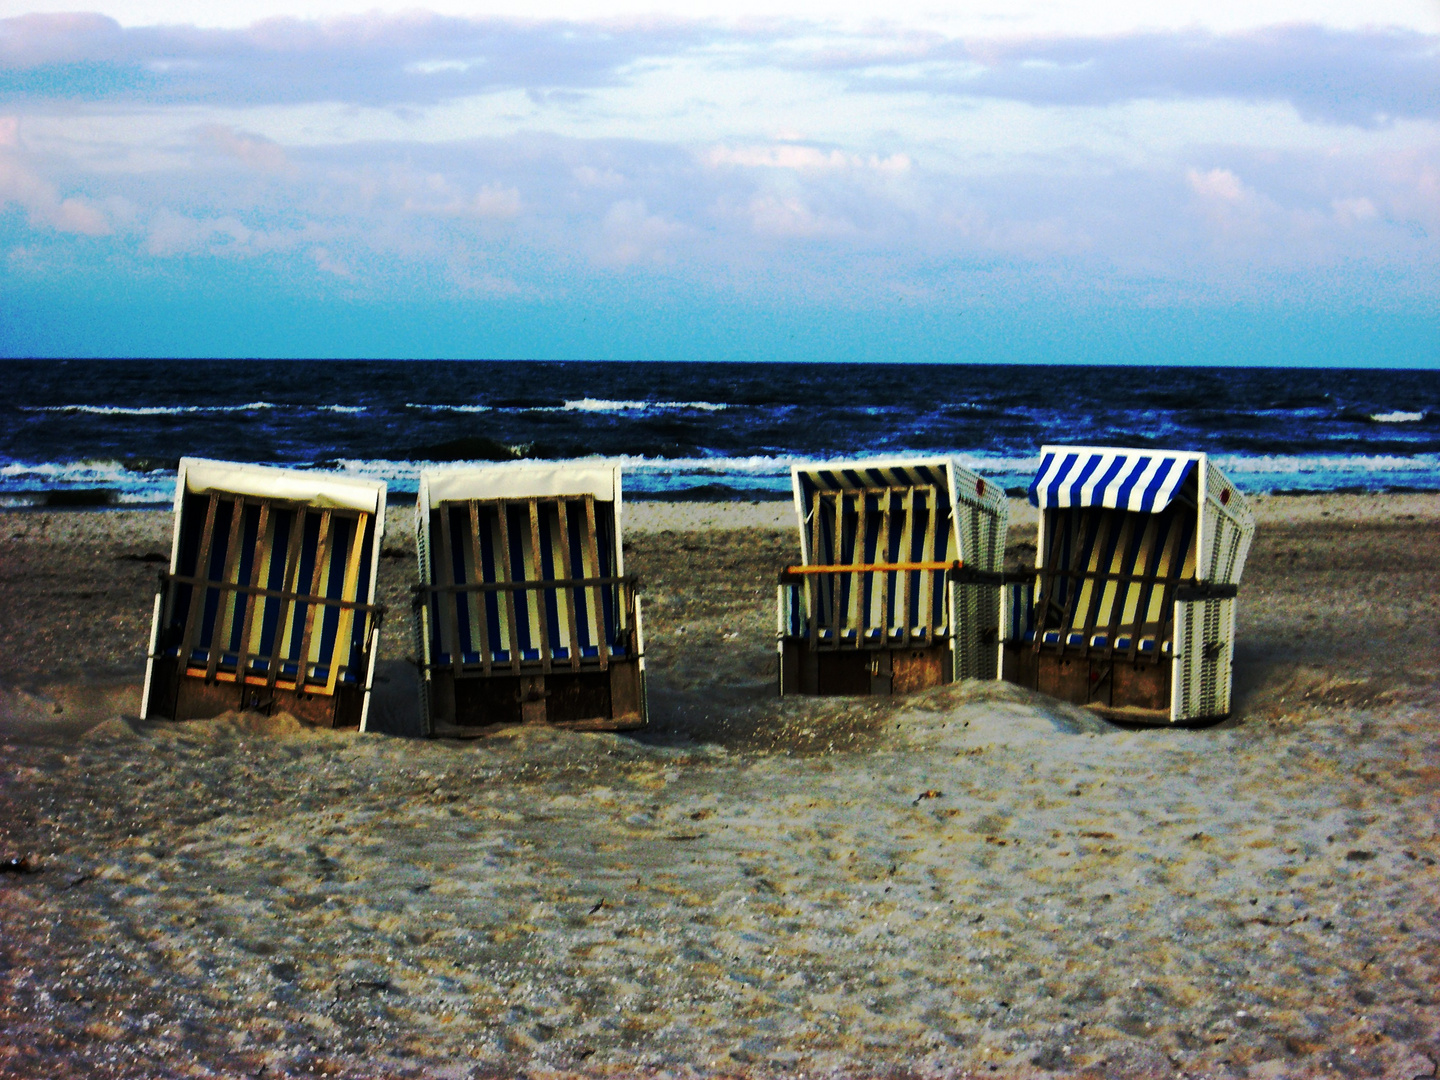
[{"x1": 1, "y1": 360, "x2": 1437, "y2": 506}]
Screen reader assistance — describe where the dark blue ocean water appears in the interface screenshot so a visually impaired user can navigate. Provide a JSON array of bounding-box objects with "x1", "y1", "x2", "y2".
[{"x1": 2, "y1": 360, "x2": 1437, "y2": 504}]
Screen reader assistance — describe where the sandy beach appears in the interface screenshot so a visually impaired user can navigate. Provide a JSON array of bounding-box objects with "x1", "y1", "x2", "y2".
[{"x1": 2, "y1": 495, "x2": 1438, "y2": 1079}]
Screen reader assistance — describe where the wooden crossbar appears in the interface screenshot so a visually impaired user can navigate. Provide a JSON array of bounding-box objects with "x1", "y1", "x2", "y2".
[
  {"x1": 421, "y1": 575, "x2": 632, "y2": 593},
  {"x1": 163, "y1": 574, "x2": 382, "y2": 611},
  {"x1": 784, "y1": 561, "x2": 961, "y2": 574}
]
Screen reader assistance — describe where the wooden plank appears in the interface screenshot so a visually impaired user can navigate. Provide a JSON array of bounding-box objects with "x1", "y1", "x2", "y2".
[
  {"x1": 854, "y1": 489, "x2": 868, "y2": 638},
  {"x1": 1143, "y1": 511, "x2": 1190, "y2": 656},
  {"x1": 927, "y1": 485, "x2": 940, "y2": 637},
  {"x1": 877, "y1": 490, "x2": 891, "y2": 645},
  {"x1": 829, "y1": 491, "x2": 842, "y2": 647},
  {"x1": 1053, "y1": 508, "x2": 1094, "y2": 656},
  {"x1": 1074, "y1": 508, "x2": 1116, "y2": 653},
  {"x1": 205, "y1": 495, "x2": 247, "y2": 681},
  {"x1": 468, "y1": 500, "x2": 492, "y2": 676},
  {"x1": 1030, "y1": 509, "x2": 1070, "y2": 654},
  {"x1": 495, "y1": 500, "x2": 522, "y2": 675},
  {"x1": 899, "y1": 486, "x2": 915, "y2": 646},
  {"x1": 292, "y1": 509, "x2": 333, "y2": 691},
  {"x1": 582, "y1": 494, "x2": 607, "y2": 672},
  {"x1": 266, "y1": 506, "x2": 310, "y2": 693},
  {"x1": 527, "y1": 498, "x2": 552, "y2": 673},
  {"x1": 807, "y1": 491, "x2": 822, "y2": 650},
  {"x1": 178, "y1": 493, "x2": 220, "y2": 673},
  {"x1": 323, "y1": 511, "x2": 368, "y2": 697},
  {"x1": 555, "y1": 497, "x2": 581, "y2": 671},
  {"x1": 438, "y1": 503, "x2": 464, "y2": 680},
  {"x1": 1099, "y1": 512, "x2": 1136, "y2": 656},
  {"x1": 233, "y1": 500, "x2": 270, "y2": 686}
]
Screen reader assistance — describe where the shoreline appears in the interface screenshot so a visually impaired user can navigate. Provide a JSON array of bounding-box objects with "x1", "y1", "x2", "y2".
[
  {"x1": 2, "y1": 491, "x2": 1439, "y2": 1079},
  {"x1": 5, "y1": 482, "x2": 1440, "y2": 515}
]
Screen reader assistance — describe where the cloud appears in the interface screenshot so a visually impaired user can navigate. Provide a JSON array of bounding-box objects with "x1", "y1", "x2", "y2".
[
  {"x1": 393, "y1": 170, "x2": 523, "y2": 219},
  {"x1": 4, "y1": 14, "x2": 1435, "y2": 130},
  {"x1": 742, "y1": 193, "x2": 853, "y2": 239},
  {"x1": 1331, "y1": 196, "x2": 1378, "y2": 227},
  {"x1": 194, "y1": 124, "x2": 289, "y2": 172},
  {"x1": 0, "y1": 130, "x2": 108, "y2": 235},
  {"x1": 310, "y1": 245, "x2": 352, "y2": 277},
  {"x1": 144, "y1": 208, "x2": 252, "y2": 255},
  {"x1": 0, "y1": 12, "x2": 712, "y2": 107},
  {"x1": 706, "y1": 143, "x2": 911, "y2": 173},
  {"x1": 807, "y1": 25, "x2": 1440, "y2": 128},
  {"x1": 597, "y1": 198, "x2": 684, "y2": 266},
  {"x1": 1187, "y1": 167, "x2": 1245, "y2": 202},
  {"x1": 468, "y1": 183, "x2": 522, "y2": 219}
]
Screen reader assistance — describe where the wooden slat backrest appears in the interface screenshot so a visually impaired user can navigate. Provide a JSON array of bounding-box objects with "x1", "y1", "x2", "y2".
[
  {"x1": 1033, "y1": 502, "x2": 1198, "y2": 659},
  {"x1": 171, "y1": 496, "x2": 374, "y2": 696},
  {"x1": 798, "y1": 483, "x2": 950, "y2": 648},
  {"x1": 429, "y1": 494, "x2": 623, "y2": 673}
]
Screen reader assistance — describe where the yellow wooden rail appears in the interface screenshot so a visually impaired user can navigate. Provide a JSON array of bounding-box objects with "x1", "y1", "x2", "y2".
[{"x1": 783, "y1": 561, "x2": 962, "y2": 574}]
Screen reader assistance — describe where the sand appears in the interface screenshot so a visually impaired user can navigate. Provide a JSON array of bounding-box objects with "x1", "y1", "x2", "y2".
[{"x1": 1, "y1": 495, "x2": 1438, "y2": 1080}]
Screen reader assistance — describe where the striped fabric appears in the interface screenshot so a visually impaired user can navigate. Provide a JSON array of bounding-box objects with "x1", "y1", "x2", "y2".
[
  {"x1": 1028, "y1": 448, "x2": 1198, "y2": 514},
  {"x1": 428, "y1": 495, "x2": 626, "y2": 668},
  {"x1": 797, "y1": 461, "x2": 960, "y2": 515}
]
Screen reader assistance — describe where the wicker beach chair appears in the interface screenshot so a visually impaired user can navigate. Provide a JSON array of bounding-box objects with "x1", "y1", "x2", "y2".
[
  {"x1": 413, "y1": 463, "x2": 646, "y2": 735},
  {"x1": 1001, "y1": 446, "x2": 1255, "y2": 724},
  {"x1": 141, "y1": 459, "x2": 388, "y2": 729},
  {"x1": 777, "y1": 457, "x2": 1008, "y2": 696}
]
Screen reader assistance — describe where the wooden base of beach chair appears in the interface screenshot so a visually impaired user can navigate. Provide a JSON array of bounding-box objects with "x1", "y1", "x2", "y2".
[
  {"x1": 1002, "y1": 644, "x2": 1197, "y2": 725},
  {"x1": 144, "y1": 657, "x2": 365, "y2": 729},
  {"x1": 426, "y1": 659, "x2": 646, "y2": 736},
  {"x1": 780, "y1": 640, "x2": 952, "y2": 697}
]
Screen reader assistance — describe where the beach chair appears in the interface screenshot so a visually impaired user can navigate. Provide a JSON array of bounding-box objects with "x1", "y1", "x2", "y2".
[
  {"x1": 141, "y1": 459, "x2": 387, "y2": 729},
  {"x1": 777, "y1": 457, "x2": 1008, "y2": 696},
  {"x1": 413, "y1": 463, "x2": 646, "y2": 734},
  {"x1": 1001, "y1": 446, "x2": 1255, "y2": 724}
]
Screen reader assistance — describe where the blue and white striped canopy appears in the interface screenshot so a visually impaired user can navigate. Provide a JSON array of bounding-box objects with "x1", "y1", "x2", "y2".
[{"x1": 1028, "y1": 447, "x2": 1199, "y2": 512}]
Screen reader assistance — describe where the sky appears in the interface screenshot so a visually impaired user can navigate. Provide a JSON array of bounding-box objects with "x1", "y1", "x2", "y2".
[{"x1": 0, "y1": 0, "x2": 1437, "y2": 363}]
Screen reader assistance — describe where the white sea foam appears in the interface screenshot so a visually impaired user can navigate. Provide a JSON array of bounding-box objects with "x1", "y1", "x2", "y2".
[
  {"x1": 5, "y1": 449, "x2": 1439, "y2": 503},
  {"x1": 1371, "y1": 411, "x2": 1425, "y2": 423},
  {"x1": 318, "y1": 405, "x2": 367, "y2": 414},
  {"x1": 20, "y1": 402, "x2": 274, "y2": 416},
  {"x1": 557, "y1": 399, "x2": 728, "y2": 413},
  {"x1": 404, "y1": 403, "x2": 493, "y2": 413}
]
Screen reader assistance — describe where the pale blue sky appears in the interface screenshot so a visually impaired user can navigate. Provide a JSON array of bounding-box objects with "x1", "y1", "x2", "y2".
[{"x1": 1, "y1": 0, "x2": 1437, "y2": 363}]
